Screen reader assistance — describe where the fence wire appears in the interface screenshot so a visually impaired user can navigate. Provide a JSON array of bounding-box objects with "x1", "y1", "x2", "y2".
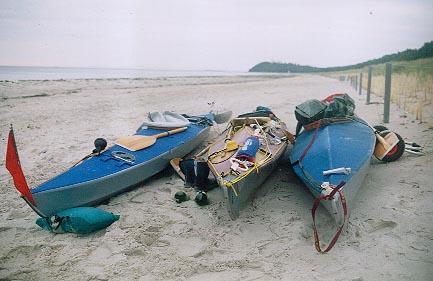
[{"x1": 337, "y1": 63, "x2": 433, "y2": 124}]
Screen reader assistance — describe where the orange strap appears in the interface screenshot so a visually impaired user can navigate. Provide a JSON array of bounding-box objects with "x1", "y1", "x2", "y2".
[
  {"x1": 297, "y1": 125, "x2": 320, "y2": 164},
  {"x1": 311, "y1": 181, "x2": 347, "y2": 253},
  {"x1": 303, "y1": 120, "x2": 322, "y2": 131},
  {"x1": 303, "y1": 117, "x2": 354, "y2": 131}
]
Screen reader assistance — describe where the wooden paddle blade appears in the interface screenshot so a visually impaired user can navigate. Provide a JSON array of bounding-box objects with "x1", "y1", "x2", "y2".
[
  {"x1": 115, "y1": 127, "x2": 188, "y2": 151},
  {"x1": 374, "y1": 131, "x2": 399, "y2": 160},
  {"x1": 170, "y1": 158, "x2": 185, "y2": 181},
  {"x1": 115, "y1": 135, "x2": 156, "y2": 151}
]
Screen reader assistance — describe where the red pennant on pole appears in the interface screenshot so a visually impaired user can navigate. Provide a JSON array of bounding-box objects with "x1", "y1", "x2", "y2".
[{"x1": 5, "y1": 127, "x2": 37, "y2": 206}]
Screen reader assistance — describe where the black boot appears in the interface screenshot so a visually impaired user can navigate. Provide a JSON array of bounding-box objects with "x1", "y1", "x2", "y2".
[
  {"x1": 179, "y1": 159, "x2": 195, "y2": 188},
  {"x1": 195, "y1": 162, "x2": 218, "y2": 192}
]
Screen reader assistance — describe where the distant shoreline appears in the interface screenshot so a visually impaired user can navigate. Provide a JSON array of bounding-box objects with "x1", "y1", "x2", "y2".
[{"x1": 0, "y1": 66, "x2": 257, "y2": 81}]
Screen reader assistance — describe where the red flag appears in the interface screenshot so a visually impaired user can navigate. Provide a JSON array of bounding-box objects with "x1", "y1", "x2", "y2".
[{"x1": 5, "y1": 127, "x2": 37, "y2": 206}]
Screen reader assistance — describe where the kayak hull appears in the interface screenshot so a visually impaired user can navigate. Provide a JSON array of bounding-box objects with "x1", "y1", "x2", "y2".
[
  {"x1": 289, "y1": 117, "x2": 376, "y2": 225},
  {"x1": 29, "y1": 115, "x2": 213, "y2": 217}
]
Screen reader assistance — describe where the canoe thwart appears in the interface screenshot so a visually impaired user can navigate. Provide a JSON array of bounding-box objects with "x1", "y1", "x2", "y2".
[{"x1": 230, "y1": 117, "x2": 271, "y2": 127}]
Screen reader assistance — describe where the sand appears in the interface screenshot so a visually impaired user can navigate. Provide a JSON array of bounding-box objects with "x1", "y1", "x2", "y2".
[{"x1": 0, "y1": 74, "x2": 432, "y2": 281}]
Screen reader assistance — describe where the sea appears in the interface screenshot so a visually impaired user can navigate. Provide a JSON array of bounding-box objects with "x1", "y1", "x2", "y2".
[{"x1": 0, "y1": 66, "x2": 254, "y2": 81}]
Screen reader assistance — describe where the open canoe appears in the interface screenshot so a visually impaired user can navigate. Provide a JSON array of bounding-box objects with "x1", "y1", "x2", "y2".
[
  {"x1": 7, "y1": 113, "x2": 214, "y2": 217},
  {"x1": 207, "y1": 115, "x2": 289, "y2": 220}
]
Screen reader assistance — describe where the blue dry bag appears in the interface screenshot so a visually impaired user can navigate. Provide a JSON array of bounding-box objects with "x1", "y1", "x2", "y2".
[{"x1": 235, "y1": 136, "x2": 259, "y2": 162}]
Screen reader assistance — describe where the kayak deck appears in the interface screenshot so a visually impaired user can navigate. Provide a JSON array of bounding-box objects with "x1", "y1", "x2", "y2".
[
  {"x1": 32, "y1": 125, "x2": 207, "y2": 193},
  {"x1": 26, "y1": 114, "x2": 213, "y2": 216}
]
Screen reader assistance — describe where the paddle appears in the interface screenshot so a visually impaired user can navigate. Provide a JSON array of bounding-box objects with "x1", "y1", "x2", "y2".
[
  {"x1": 282, "y1": 128, "x2": 296, "y2": 144},
  {"x1": 116, "y1": 127, "x2": 187, "y2": 151},
  {"x1": 366, "y1": 123, "x2": 399, "y2": 160}
]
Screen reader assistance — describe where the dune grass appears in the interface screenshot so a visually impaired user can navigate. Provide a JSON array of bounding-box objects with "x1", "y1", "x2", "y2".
[{"x1": 323, "y1": 57, "x2": 433, "y2": 124}]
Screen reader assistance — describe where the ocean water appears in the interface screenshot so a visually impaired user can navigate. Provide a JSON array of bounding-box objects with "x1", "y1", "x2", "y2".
[{"x1": 0, "y1": 66, "x2": 251, "y2": 81}]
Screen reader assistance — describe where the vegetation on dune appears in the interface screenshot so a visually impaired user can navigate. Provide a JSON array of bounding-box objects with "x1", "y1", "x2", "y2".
[
  {"x1": 249, "y1": 41, "x2": 433, "y2": 124},
  {"x1": 326, "y1": 58, "x2": 433, "y2": 124},
  {"x1": 249, "y1": 41, "x2": 433, "y2": 73}
]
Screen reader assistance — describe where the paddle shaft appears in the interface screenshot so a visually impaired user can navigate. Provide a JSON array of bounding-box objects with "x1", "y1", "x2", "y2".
[
  {"x1": 135, "y1": 127, "x2": 187, "y2": 147},
  {"x1": 193, "y1": 143, "x2": 212, "y2": 159},
  {"x1": 194, "y1": 125, "x2": 233, "y2": 159},
  {"x1": 374, "y1": 131, "x2": 390, "y2": 149},
  {"x1": 361, "y1": 120, "x2": 390, "y2": 149},
  {"x1": 153, "y1": 127, "x2": 187, "y2": 139}
]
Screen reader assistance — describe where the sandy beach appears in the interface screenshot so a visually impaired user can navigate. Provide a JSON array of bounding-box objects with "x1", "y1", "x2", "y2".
[{"x1": 1, "y1": 74, "x2": 432, "y2": 281}]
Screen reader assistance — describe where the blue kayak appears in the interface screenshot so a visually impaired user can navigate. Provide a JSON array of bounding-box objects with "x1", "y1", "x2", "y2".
[
  {"x1": 290, "y1": 117, "x2": 376, "y2": 226},
  {"x1": 14, "y1": 113, "x2": 213, "y2": 217},
  {"x1": 289, "y1": 93, "x2": 405, "y2": 252}
]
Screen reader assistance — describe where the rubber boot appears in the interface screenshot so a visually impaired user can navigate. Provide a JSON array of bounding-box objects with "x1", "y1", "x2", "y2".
[
  {"x1": 195, "y1": 162, "x2": 210, "y2": 190},
  {"x1": 179, "y1": 159, "x2": 195, "y2": 188},
  {"x1": 195, "y1": 162, "x2": 218, "y2": 192}
]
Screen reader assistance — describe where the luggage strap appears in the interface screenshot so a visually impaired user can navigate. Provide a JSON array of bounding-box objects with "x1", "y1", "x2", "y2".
[
  {"x1": 312, "y1": 181, "x2": 347, "y2": 253},
  {"x1": 291, "y1": 125, "x2": 323, "y2": 192},
  {"x1": 303, "y1": 117, "x2": 354, "y2": 131},
  {"x1": 291, "y1": 125, "x2": 320, "y2": 167}
]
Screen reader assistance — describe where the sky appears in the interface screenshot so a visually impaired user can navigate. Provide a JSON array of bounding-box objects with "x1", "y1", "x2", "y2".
[{"x1": 0, "y1": 0, "x2": 432, "y2": 71}]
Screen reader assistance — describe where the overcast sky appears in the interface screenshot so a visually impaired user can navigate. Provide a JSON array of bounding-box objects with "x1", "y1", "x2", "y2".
[{"x1": 1, "y1": 0, "x2": 432, "y2": 71}]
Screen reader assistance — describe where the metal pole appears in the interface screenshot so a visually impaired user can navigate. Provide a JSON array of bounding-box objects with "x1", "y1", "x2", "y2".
[
  {"x1": 354, "y1": 75, "x2": 358, "y2": 91},
  {"x1": 383, "y1": 63, "x2": 392, "y2": 123},
  {"x1": 366, "y1": 66, "x2": 372, "y2": 104},
  {"x1": 358, "y1": 72, "x2": 363, "y2": 95}
]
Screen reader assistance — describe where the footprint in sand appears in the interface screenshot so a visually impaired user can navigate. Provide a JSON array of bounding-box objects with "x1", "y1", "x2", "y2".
[
  {"x1": 175, "y1": 237, "x2": 208, "y2": 258},
  {"x1": 365, "y1": 219, "x2": 397, "y2": 235}
]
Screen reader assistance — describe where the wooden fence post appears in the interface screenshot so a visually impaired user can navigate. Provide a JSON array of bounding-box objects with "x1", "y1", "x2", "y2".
[
  {"x1": 383, "y1": 63, "x2": 392, "y2": 123},
  {"x1": 359, "y1": 72, "x2": 363, "y2": 95},
  {"x1": 366, "y1": 66, "x2": 372, "y2": 104}
]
